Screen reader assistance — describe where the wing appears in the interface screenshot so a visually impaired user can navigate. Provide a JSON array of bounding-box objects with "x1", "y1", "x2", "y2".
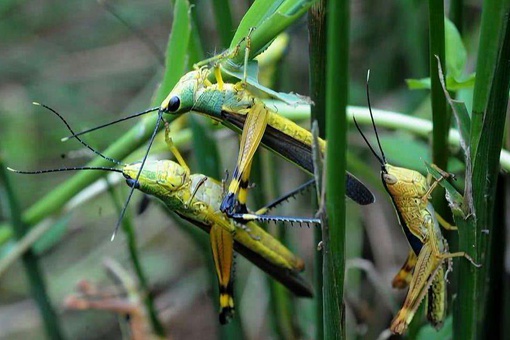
[
  {"x1": 390, "y1": 241, "x2": 443, "y2": 334},
  {"x1": 392, "y1": 250, "x2": 418, "y2": 289},
  {"x1": 221, "y1": 100, "x2": 269, "y2": 214},
  {"x1": 220, "y1": 109, "x2": 375, "y2": 205},
  {"x1": 210, "y1": 224, "x2": 235, "y2": 324},
  {"x1": 175, "y1": 212, "x2": 313, "y2": 298}
]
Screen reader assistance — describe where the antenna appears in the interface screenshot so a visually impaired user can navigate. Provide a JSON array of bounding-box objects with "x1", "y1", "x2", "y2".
[
  {"x1": 61, "y1": 106, "x2": 159, "y2": 141},
  {"x1": 365, "y1": 70, "x2": 386, "y2": 164},
  {"x1": 352, "y1": 70, "x2": 386, "y2": 167},
  {"x1": 110, "y1": 111, "x2": 163, "y2": 241},
  {"x1": 7, "y1": 166, "x2": 122, "y2": 174},
  {"x1": 34, "y1": 102, "x2": 122, "y2": 165}
]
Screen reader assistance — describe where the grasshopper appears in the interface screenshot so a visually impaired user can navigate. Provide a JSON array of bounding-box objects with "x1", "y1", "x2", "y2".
[
  {"x1": 63, "y1": 42, "x2": 375, "y2": 225},
  {"x1": 353, "y1": 77, "x2": 480, "y2": 334},
  {"x1": 9, "y1": 103, "x2": 313, "y2": 324}
]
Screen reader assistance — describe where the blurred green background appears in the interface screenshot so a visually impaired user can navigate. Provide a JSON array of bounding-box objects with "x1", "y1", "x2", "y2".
[{"x1": 0, "y1": 0, "x2": 490, "y2": 339}]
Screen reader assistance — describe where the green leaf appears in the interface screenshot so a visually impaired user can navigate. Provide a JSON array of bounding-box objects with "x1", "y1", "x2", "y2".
[
  {"x1": 231, "y1": 0, "x2": 286, "y2": 46},
  {"x1": 406, "y1": 73, "x2": 475, "y2": 90},
  {"x1": 416, "y1": 314, "x2": 453, "y2": 340},
  {"x1": 228, "y1": 0, "x2": 316, "y2": 65},
  {"x1": 153, "y1": 0, "x2": 191, "y2": 105},
  {"x1": 445, "y1": 18, "x2": 467, "y2": 81},
  {"x1": 435, "y1": 56, "x2": 471, "y2": 157}
]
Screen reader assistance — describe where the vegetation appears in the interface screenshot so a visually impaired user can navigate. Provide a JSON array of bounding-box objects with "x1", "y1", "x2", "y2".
[{"x1": 0, "y1": 0, "x2": 508, "y2": 338}]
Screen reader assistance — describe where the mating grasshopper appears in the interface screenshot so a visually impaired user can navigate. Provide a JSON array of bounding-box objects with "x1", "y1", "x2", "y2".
[
  {"x1": 9, "y1": 104, "x2": 313, "y2": 324},
  {"x1": 353, "y1": 77, "x2": 480, "y2": 334},
  {"x1": 64, "y1": 49, "x2": 375, "y2": 222}
]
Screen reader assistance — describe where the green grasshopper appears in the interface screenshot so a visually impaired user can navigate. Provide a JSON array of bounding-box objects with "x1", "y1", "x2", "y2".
[
  {"x1": 353, "y1": 77, "x2": 480, "y2": 334},
  {"x1": 9, "y1": 103, "x2": 313, "y2": 324}
]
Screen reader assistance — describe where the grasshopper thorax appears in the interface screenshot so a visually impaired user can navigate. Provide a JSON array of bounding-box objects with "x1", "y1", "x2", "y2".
[
  {"x1": 123, "y1": 160, "x2": 188, "y2": 195},
  {"x1": 160, "y1": 70, "x2": 207, "y2": 114}
]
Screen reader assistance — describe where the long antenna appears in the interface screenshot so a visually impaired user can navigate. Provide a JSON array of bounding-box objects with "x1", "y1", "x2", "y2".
[
  {"x1": 34, "y1": 102, "x2": 122, "y2": 165},
  {"x1": 110, "y1": 111, "x2": 163, "y2": 241},
  {"x1": 365, "y1": 70, "x2": 387, "y2": 164},
  {"x1": 61, "y1": 106, "x2": 159, "y2": 141},
  {"x1": 352, "y1": 70, "x2": 386, "y2": 167},
  {"x1": 7, "y1": 166, "x2": 122, "y2": 174}
]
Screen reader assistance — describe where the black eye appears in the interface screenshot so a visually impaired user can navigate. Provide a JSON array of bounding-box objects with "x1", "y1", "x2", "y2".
[
  {"x1": 167, "y1": 96, "x2": 180, "y2": 112},
  {"x1": 125, "y1": 178, "x2": 140, "y2": 189}
]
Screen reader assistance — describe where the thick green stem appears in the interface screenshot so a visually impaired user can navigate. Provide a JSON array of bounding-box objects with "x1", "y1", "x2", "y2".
[
  {"x1": 456, "y1": 2, "x2": 510, "y2": 339},
  {"x1": 323, "y1": 0, "x2": 348, "y2": 338}
]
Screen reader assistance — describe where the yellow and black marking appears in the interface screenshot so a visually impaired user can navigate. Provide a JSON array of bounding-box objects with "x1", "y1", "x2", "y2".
[
  {"x1": 221, "y1": 100, "x2": 269, "y2": 215},
  {"x1": 210, "y1": 224, "x2": 235, "y2": 324},
  {"x1": 392, "y1": 250, "x2": 418, "y2": 289}
]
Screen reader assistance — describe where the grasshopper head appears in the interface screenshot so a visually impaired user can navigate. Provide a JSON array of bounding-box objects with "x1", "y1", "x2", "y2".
[
  {"x1": 123, "y1": 160, "x2": 188, "y2": 197},
  {"x1": 382, "y1": 164, "x2": 427, "y2": 197},
  {"x1": 160, "y1": 70, "x2": 206, "y2": 115}
]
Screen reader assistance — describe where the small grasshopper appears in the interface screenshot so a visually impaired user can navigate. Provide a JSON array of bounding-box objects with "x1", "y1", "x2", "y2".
[
  {"x1": 353, "y1": 74, "x2": 480, "y2": 334},
  {"x1": 9, "y1": 103, "x2": 313, "y2": 324}
]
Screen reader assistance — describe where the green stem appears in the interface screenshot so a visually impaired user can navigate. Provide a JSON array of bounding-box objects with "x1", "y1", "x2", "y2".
[
  {"x1": 323, "y1": 0, "x2": 348, "y2": 338},
  {"x1": 308, "y1": 1, "x2": 326, "y2": 339},
  {"x1": 0, "y1": 160, "x2": 64, "y2": 340},
  {"x1": 456, "y1": 2, "x2": 510, "y2": 339},
  {"x1": 429, "y1": 0, "x2": 449, "y2": 170},
  {"x1": 449, "y1": 0, "x2": 464, "y2": 34},
  {"x1": 469, "y1": 0, "x2": 507, "y2": 157},
  {"x1": 107, "y1": 185, "x2": 165, "y2": 337}
]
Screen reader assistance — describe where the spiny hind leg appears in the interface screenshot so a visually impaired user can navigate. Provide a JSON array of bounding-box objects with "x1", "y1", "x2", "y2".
[{"x1": 391, "y1": 243, "x2": 441, "y2": 334}]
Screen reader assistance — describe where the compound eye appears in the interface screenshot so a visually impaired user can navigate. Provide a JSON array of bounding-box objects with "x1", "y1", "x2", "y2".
[
  {"x1": 125, "y1": 178, "x2": 140, "y2": 189},
  {"x1": 166, "y1": 96, "x2": 180, "y2": 112},
  {"x1": 383, "y1": 173, "x2": 398, "y2": 185}
]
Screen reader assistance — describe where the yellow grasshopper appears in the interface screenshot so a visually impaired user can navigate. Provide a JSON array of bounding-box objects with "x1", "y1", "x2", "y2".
[
  {"x1": 9, "y1": 103, "x2": 313, "y2": 324},
  {"x1": 353, "y1": 80, "x2": 480, "y2": 334}
]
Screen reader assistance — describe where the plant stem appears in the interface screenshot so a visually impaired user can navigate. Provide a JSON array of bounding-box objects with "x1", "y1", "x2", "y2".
[
  {"x1": 323, "y1": 0, "x2": 348, "y2": 338},
  {"x1": 308, "y1": 1, "x2": 326, "y2": 339},
  {"x1": 0, "y1": 160, "x2": 64, "y2": 339},
  {"x1": 456, "y1": 2, "x2": 510, "y2": 338},
  {"x1": 107, "y1": 185, "x2": 166, "y2": 337}
]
